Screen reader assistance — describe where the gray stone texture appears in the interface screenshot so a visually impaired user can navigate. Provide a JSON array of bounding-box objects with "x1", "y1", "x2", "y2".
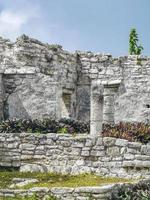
[
  {"x1": 1, "y1": 133, "x2": 150, "y2": 179},
  {"x1": 0, "y1": 35, "x2": 149, "y2": 123},
  {"x1": 0, "y1": 180, "x2": 149, "y2": 200}
]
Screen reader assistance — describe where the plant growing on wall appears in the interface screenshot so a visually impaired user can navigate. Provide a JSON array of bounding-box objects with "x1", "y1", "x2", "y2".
[{"x1": 129, "y1": 28, "x2": 143, "y2": 55}]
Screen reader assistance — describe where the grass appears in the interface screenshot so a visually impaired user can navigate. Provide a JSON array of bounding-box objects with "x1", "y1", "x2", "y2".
[
  {"x1": 0, "y1": 195, "x2": 57, "y2": 200},
  {"x1": 0, "y1": 171, "x2": 132, "y2": 190}
]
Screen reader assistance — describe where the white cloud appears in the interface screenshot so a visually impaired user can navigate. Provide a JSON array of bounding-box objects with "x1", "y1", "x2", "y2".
[
  {"x1": 0, "y1": 6, "x2": 39, "y2": 40},
  {"x1": 0, "y1": 10, "x2": 26, "y2": 34}
]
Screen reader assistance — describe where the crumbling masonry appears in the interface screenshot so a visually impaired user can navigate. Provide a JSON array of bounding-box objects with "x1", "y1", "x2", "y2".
[{"x1": 0, "y1": 35, "x2": 150, "y2": 135}]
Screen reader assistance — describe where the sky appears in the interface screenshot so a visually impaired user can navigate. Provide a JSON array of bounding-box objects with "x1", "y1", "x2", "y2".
[{"x1": 0, "y1": 0, "x2": 149, "y2": 56}]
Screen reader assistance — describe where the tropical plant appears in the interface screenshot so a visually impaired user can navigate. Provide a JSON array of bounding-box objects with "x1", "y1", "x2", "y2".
[{"x1": 129, "y1": 28, "x2": 143, "y2": 55}]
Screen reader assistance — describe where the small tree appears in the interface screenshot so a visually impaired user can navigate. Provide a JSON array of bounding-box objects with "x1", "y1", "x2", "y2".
[{"x1": 129, "y1": 28, "x2": 143, "y2": 55}]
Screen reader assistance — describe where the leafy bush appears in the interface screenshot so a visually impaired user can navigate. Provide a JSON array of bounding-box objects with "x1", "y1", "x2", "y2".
[
  {"x1": 102, "y1": 122, "x2": 150, "y2": 144},
  {"x1": 110, "y1": 180, "x2": 150, "y2": 200},
  {"x1": 0, "y1": 118, "x2": 89, "y2": 134}
]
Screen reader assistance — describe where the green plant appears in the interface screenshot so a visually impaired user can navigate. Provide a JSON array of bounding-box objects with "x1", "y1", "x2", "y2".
[
  {"x1": 58, "y1": 127, "x2": 68, "y2": 134},
  {"x1": 2, "y1": 194, "x2": 58, "y2": 200},
  {"x1": 110, "y1": 180, "x2": 150, "y2": 200},
  {"x1": 137, "y1": 58, "x2": 142, "y2": 66},
  {"x1": 0, "y1": 171, "x2": 130, "y2": 190},
  {"x1": 102, "y1": 122, "x2": 150, "y2": 144},
  {"x1": 47, "y1": 44, "x2": 62, "y2": 52},
  {"x1": 0, "y1": 118, "x2": 89, "y2": 134},
  {"x1": 129, "y1": 28, "x2": 143, "y2": 55}
]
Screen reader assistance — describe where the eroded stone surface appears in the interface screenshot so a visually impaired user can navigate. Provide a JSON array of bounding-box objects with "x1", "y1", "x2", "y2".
[
  {"x1": 1, "y1": 133, "x2": 150, "y2": 179},
  {"x1": 0, "y1": 35, "x2": 149, "y2": 124}
]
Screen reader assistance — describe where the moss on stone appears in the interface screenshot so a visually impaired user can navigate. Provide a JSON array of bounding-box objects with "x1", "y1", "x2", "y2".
[
  {"x1": 0, "y1": 194, "x2": 57, "y2": 200},
  {"x1": 0, "y1": 171, "x2": 132, "y2": 190}
]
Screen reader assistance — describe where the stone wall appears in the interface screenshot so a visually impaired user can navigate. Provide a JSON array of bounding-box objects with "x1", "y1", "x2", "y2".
[
  {"x1": 78, "y1": 52, "x2": 150, "y2": 123},
  {"x1": 0, "y1": 185, "x2": 114, "y2": 200},
  {"x1": 0, "y1": 35, "x2": 150, "y2": 123},
  {"x1": 0, "y1": 133, "x2": 150, "y2": 179},
  {"x1": 0, "y1": 35, "x2": 77, "y2": 120},
  {"x1": 0, "y1": 178, "x2": 149, "y2": 200}
]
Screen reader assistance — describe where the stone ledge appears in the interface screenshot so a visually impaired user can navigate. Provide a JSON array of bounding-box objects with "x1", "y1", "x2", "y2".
[{"x1": 0, "y1": 180, "x2": 149, "y2": 200}]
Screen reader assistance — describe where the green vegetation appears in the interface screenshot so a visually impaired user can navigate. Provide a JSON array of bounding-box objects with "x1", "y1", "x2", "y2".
[
  {"x1": 0, "y1": 118, "x2": 89, "y2": 134},
  {"x1": 0, "y1": 171, "x2": 131, "y2": 190},
  {"x1": 111, "y1": 180, "x2": 150, "y2": 200},
  {"x1": 102, "y1": 122, "x2": 150, "y2": 144},
  {"x1": 129, "y1": 28, "x2": 143, "y2": 55},
  {"x1": 0, "y1": 194, "x2": 57, "y2": 200},
  {"x1": 47, "y1": 44, "x2": 62, "y2": 52}
]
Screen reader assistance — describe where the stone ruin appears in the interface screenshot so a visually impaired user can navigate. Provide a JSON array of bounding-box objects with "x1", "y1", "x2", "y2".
[
  {"x1": 0, "y1": 35, "x2": 150, "y2": 199},
  {"x1": 0, "y1": 34, "x2": 150, "y2": 135}
]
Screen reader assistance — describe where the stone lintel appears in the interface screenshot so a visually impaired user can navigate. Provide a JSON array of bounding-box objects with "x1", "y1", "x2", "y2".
[{"x1": 102, "y1": 80, "x2": 122, "y2": 88}]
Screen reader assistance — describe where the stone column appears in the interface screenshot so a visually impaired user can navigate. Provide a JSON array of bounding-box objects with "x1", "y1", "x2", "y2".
[
  {"x1": 103, "y1": 81, "x2": 121, "y2": 124},
  {"x1": 90, "y1": 83, "x2": 103, "y2": 136}
]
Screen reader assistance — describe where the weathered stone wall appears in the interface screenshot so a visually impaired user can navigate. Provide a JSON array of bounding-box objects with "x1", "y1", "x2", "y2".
[
  {"x1": 0, "y1": 177, "x2": 149, "y2": 200},
  {"x1": 0, "y1": 35, "x2": 78, "y2": 120},
  {"x1": 0, "y1": 35, "x2": 150, "y2": 123},
  {"x1": 78, "y1": 52, "x2": 150, "y2": 123},
  {"x1": 0, "y1": 185, "x2": 114, "y2": 200},
  {"x1": 1, "y1": 133, "x2": 150, "y2": 179}
]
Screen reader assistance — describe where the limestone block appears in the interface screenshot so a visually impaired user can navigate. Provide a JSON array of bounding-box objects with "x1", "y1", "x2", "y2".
[
  {"x1": 74, "y1": 185, "x2": 113, "y2": 194},
  {"x1": 20, "y1": 144, "x2": 36, "y2": 151},
  {"x1": 141, "y1": 145, "x2": 150, "y2": 155},
  {"x1": 0, "y1": 137, "x2": 5, "y2": 142},
  {"x1": 20, "y1": 164, "x2": 48, "y2": 172},
  {"x1": 122, "y1": 161, "x2": 135, "y2": 167},
  {"x1": 103, "y1": 137, "x2": 116, "y2": 147},
  {"x1": 7, "y1": 142, "x2": 19, "y2": 149},
  {"x1": 96, "y1": 138, "x2": 103, "y2": 146},
  {"x1": 50, "y1": 187, "x2": 74, "y2": 194},
  {"x1": 75, "y1": 160, "x2": 85, "y2": 166},
  {"x1": 85, "y1": 138, "x2": 95, "y2": 147},
  {"x1": 135, "y1": 155, "x2": 150, "y2": 160},
  {"x1": 20, "y1": 155, "x2": 34, "y2": 160},
  {"x1": 10, "y1": 178, "x2": 39, "y2": 188},
  {"x1": 35, "y1": 146, "x2": 45, "y2": 151},
  {"x1": 126, "y1": 148, "x2": 141, "y2": 154},
  {"x1": 29, "y1": 187, "x2": 50, "y2": 193},
  {"x1": 106, "y1": 147, "x2": 120, "y2": 156},
  {"x1": 124, "y1": 154, "x2": 135, "y2": 160},
  {"x1": 72, "y1": 142, "x2": 84, "y2": 148},
  {"x1": 115, "y1": 139, "x2": 128, "y2": 147},
  {"x1": 81, "y1": 151, "x2": 90, "y2": 157},
  {"x1": 90, "y1": 150, "x2": 105, "y2": 157},
  {"x1": 128, "y1": 142, "x2": 142, "y2": 149},
  {"x1": 70, "y1": 148, "x2": 81, "y2": 156}
]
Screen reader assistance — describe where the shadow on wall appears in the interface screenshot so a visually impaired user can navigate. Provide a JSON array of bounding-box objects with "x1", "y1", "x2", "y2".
[
  {"x1": 4, "y1": 92, "x2": 30, "y2": 119},
  {"x1": 76, "y1": 86, "x2": 90, "y2": 122}
]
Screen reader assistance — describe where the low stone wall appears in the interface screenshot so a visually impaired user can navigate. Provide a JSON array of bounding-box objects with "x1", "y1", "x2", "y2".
[
  {"x1": 0, "y1": 133, "x2": 150, "y2": 179},
  {"x1": 0, "y1": 185, "x2": 113, "y2": 200},
  {"x1": 0, "y1": 179, "x2": 150, "y2": 200}
]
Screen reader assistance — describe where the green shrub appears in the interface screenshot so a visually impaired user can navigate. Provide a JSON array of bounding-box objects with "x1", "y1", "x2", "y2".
[
  {"x1": 110, "y1": 180, "x2": 150, "y2": 200},
  {"x1": 0, "y1": 118, "x2": 89, "y2": 134},
  {"x1": 102, "y1": 122, "x2": 150, "y2": 144}
]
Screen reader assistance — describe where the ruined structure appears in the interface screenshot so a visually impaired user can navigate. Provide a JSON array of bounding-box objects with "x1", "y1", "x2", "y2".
[
  {"x1": 0, "y1": 36, "x2": 150, "y2": 197},
  {"x1": 0, "y1": 35, "x2": 150, "y2": 135}
]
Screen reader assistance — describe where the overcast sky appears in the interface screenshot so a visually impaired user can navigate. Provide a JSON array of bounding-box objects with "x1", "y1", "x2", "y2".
[{"x1": 0, "y1": 0, "x2": 149, "y2": 56}]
